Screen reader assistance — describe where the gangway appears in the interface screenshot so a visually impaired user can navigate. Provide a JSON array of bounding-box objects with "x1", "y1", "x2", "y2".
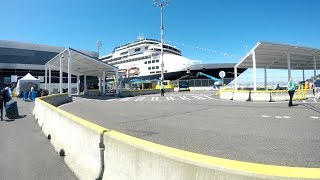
[{"x1": 196, "y1": 72, "x2": 222, "y2": 86}]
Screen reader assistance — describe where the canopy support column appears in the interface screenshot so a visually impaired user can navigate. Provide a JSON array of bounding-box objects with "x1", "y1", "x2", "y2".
[
  {"x1": 302, "y1": 69, "x2": 305, "y2": 81},
  {"x1": 98, "y1": 77, "x2": 102, "y2": 93},
  {"x1": 264, "y1": 67, "x2": 267, "y2": 90},
  {"x1": 84, "y1": 74, "x2": 87, "y2": 94},
  {"x1": 48, "y1": 64, "x2": 51, "y2": 94},
  {"x1": 67, "y1": 49, "x2": 72, "y2": 97},
  {"x1": 287, "y1": 53, "x2": 291, "y2": 81},
  {"x1": 314, "y1": 56, "x2": 317, "y2": 82},
  {"x1": 234, "y1": 67, "x2": 238, "y2": 90},
  {"x1": 77, "y1": 75, "x2": 80, "y2": 95},
  {"x1": 59, "y1": 55, "x2": 63, "y2": 94},
  {"x1": 252, "y1": 51, "x2": 257, "y2": 91},
  {"x1": 102, "y1": 71, "x2": 106, "y2": 94},
  {"x1": 115, "y1": 69, "x2": 119, "y2": 96},
  {"x1": 44, "y1": 65, "x2": 48, "y2": 90}
]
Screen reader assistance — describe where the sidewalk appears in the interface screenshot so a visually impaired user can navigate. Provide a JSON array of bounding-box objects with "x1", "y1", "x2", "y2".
[{"x1": 0, "y1": 98, "x2": 77, "y2": 180}]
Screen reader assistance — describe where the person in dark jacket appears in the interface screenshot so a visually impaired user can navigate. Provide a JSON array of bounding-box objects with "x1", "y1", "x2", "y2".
[{"x1": 0, "y1": 90, "x2": 3, "y2": 120}]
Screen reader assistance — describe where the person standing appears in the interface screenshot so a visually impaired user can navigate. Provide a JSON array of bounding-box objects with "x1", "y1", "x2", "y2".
[
  {"x1": 287, "y1": 78, "x2": 296, "y2": 107},
  {"x1": 314, "y1": 77, "x2": 320, "y2": 99},
  {"x1": 0, "y1": 91, "x2": 3, "y2": 120},
  {"x1": 160, "y1": 83, "x2": 165, "y2": 96}
]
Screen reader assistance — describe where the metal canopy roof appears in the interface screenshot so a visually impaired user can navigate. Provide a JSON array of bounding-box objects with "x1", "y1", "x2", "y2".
[
  {"x1": 46, "y1": 48, "x2": 117, "y2": 76},
  {"x1": 236, "y1": 42, "x2": 320, "y2": 70}
]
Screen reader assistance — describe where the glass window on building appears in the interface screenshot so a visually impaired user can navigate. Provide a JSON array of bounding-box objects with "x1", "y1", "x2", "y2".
[
  {"x1": 148, "y1": 67, "x2": 151, "y2": 70},
  {"x1": 148, "y1": 61, "x2": 151, "y2": 64},
  {"x1": 156, "y1": 66, "x2": 159, "y2": 69},
  {"x1": 152, "y1": 60, "x2": 155, "y2": 63},
  {"x1": 152, "y1": 66, "x2": 155, "y2": 70},
  {"x1": 156, "y1": 59, "x2": 159, "y2": 63},
  {"x1": 144, "y1": 61, "x2": 147, "y2": 64}
]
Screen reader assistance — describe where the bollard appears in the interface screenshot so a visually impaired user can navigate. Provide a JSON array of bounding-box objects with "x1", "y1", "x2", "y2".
[
  {"x1": 269, "y1": 91, "x2": 275, "y2": 102},
  {"x1": 230, "y1": 92, "x2": 234, "y2": 100},
  {"x1": 246, "y1": 90, "x2": 252, "y2": 102}
]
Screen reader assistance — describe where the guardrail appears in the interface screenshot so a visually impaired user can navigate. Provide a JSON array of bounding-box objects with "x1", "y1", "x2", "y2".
[{"x1": 33, "y1": 94, "x2": 320, "y2": 179}]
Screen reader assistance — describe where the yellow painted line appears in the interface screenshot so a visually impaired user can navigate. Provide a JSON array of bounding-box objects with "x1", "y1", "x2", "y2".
[
  {"x1": 36, "y1": 96, "x2": 108, "y2": 134},
  {"x1": 108, "y1": 130, "x2": 320, "y2": 179}
]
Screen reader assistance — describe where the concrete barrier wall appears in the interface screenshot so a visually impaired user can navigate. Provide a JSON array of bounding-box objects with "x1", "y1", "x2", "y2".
[
  {"x1": 220, "y1": 90, "x2": 316, "y2": 102},
  {"x1": 34, "y1": 94, "x2": 320, "y2": 180},
  {"x1": 33, "y1": 94, "x2": 108, "y2": 180},
  {"x1": 103, "y1": 131, "x2": 320, "y2": 180}
]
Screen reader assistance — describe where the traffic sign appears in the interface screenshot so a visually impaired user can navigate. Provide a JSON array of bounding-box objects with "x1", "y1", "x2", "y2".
[{"x1": 219, "y1": 71, "x2": 226, "y2": 78}]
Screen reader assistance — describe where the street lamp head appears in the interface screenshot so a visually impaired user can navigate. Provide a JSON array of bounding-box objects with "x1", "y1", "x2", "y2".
[
  {"x1": 153, "y1": 0, "x2": 170, "y2": 7},
  {"x1": 96, "y1": 40, "x2": 102, "y2": 48}
]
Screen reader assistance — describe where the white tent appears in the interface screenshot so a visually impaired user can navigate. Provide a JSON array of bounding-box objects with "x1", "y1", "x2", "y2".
[{"x1": 16, "y1": 73, "x2": 40, "y2": 96}]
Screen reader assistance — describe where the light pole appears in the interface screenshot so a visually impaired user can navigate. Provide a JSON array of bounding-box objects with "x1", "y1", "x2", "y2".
[
  {"x1": 153, "y1": 0, "x2": 170, "y2": 85},
  {"x1": 96, "y1": 40, "x2": 102, "y2": 57}
]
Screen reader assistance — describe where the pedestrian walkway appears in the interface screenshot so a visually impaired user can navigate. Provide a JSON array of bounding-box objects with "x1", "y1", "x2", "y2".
[{"x1": 0, "y1": 98, "x2": 76, "y2": 180}]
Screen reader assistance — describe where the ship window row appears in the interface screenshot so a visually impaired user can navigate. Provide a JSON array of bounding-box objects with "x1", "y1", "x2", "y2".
[
  {"x1": 134, "y1": 48, "x2": 141, "y2": 52},
  {"x1": 120, "y1": 51, "x2": 128, "y2": 55},
  {"x1": 150, "y1": 71, "x2": 162, "y2": 74},
  {"x1": 144, "y1": 59, "x2": 159, "y2": 64},
  {"x1": 104, "y1": 52, "x2": 145, "y2": 63},
  {"x1": 148, "y1": 66, "x2": 160, "y2": 70},
  {"x1": 149, "y1": 48, "x2": 181, "y2": 56},
  {"x1": 109, "y1": 55, "x2": 151, "y2": 65}
]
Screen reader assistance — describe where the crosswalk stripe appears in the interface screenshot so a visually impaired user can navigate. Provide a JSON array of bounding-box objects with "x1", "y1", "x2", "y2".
[
  {"x1": 201, "y1": 95, "x2": 214, "y2": 99},
  {"x1": 166, "y1": 96, "x2": 174, "y2": 100},
  {"x1": 179, "y1": 96, "x2": 190, "y2": 100},
  {"x1": 151, "y1": 97, "x2": 159, "y2": 101},
  {"x1": 135, "y1": 97, "x2": 145, "y2": 101},
  {"x1": 120, "y1": 97, "x2": 131, "y2": 101},
  {"x1": 192, "y1": 96, "x2": 206, "y2": 100},
  {"x1": 313, "y1": 98, "x2": 317, "y2": 102}
]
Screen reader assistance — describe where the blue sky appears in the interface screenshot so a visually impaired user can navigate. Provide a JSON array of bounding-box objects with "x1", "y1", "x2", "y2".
[{"x1": 1, "y1": 0, "x2": 319, "y2": 82}]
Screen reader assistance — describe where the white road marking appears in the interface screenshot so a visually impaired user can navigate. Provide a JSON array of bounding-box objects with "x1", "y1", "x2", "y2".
[
  {"x1": 120, "y1": 97, "x2": 131, "y2": 101},
  {"x1": 106, "y1": 99, "x2": 116, "y2": 101},
  {"x1": 135, "y1": 97, "x2": 145, "y2": 101},
  {"x1": 166, "y1": 96, "x2": 174, "y2": 100},
  {"x1": 179, "y1": 96, "x2": 190, "y2": 100},
  {"x1": 261, "y1": 115, "x2": 270, "y2": 118},
  {"x1": 303, "y1": 100, "x2": 306, "y2": 103},
  {"x1": 275, "y1": 116, "x2": 282, "y2": 119},
  {"x1": 201, "y1": 95, "x2": 214, "y2": 99},
  {"x1": 192, "y1": 96, "x2": 206, "y2": 100},
  {"x1": 313, "y1": 98, "x2": 317, "y2": 102},
  {"x1": 151, "y1": 97, "x2": 159, "y2": 101},
  {"x1": 283, "y1": 116, "x2": 291, "y2": 119},
  {"x1": 310, "y1": 116, "x2": 319, "y2": 119}
]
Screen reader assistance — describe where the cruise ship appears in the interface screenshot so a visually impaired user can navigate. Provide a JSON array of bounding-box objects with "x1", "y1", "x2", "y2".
[{"x1": 100, "y1": 38, "x2": 246, "y2": 81}]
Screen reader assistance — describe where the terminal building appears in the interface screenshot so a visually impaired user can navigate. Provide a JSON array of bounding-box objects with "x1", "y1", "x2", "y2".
[{"x1": 0, "y1": 40, "x2": 98, "y2": 90}]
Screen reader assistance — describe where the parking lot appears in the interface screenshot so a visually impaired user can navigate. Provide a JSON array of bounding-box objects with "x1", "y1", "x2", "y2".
[{"x1": 60, "y1": 91, "x2": 320, "y2": 167}]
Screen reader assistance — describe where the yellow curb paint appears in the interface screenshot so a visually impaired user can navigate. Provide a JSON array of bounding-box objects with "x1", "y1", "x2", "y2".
[
  {"x1": 36, "y1": 96, "x2": 108, "y2": 134},
  {"x1": 107, "y1": 131, "x2": 320, "y2": 179}
]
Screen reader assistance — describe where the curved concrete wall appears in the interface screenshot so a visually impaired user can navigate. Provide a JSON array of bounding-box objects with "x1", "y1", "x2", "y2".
[
  {"x1": 220, "y1": 90, "x2": 315, "y2": 102},
  {"x1": 33, "y1": 94, "x2": 320, "y2": 180}
]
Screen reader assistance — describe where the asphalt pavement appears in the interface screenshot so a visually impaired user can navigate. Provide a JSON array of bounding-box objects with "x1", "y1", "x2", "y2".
[
  {"x1": 0, "y1": 98, "x2": 77, "y2": 180},
  {"x1": 60, "y1": 91, "x2": 320, "y2": 168}
]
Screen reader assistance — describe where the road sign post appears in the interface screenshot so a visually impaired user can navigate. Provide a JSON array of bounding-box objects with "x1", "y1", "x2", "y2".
[{"x1": 219, "y1": 71, "x2": 226, "y2": 87}]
